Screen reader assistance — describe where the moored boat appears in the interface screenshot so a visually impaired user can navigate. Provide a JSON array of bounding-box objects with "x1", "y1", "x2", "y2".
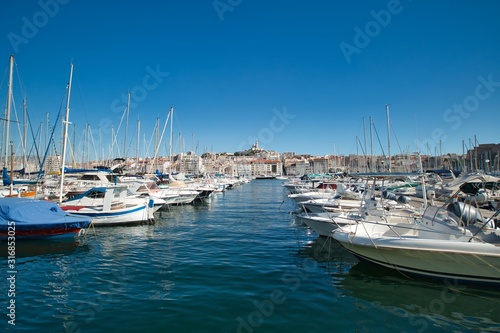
[
  {"x1": 0, "y1": 198, "x2": 91, "y2": 240},
  {"x1": 59, "y1": 186, "x2": 155, "y2": 226},
  {"x1": 332, "y1": 202, "x2": 500, "y2": 284}
]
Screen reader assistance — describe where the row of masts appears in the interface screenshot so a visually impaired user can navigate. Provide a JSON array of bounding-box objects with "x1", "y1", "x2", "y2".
[
  {"x1": 2, "y1": 55, "x2": 495, "y2": 178},
  {"x1": 1, "y1": 55, "x2": 181, "y2": 177},
  {"x1": 355, "y1": 104, "x2": 393, "y2": 173},
  {"x1": 353, "y1": 105, "x2": 491, "y2": 173}
]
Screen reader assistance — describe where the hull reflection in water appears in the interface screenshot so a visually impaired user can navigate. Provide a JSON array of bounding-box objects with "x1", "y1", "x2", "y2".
[
  {"x1": 339, "y1": 262, "x2": 500, "y2": 331},
  {"x1": 305, "y1": 237, "x2": 500, "y2": 333},
  {"x1": 0, "y1": 238, "x2": 90, "y2": 258}
]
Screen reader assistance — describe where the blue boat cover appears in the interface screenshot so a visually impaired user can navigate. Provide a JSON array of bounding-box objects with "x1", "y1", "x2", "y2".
[
  {"x1": 2, "y1": 167, "x2": 38, "y2": 186},
  {"x1": 0, "y1": 198, "x2": 90, "y2": 227}
]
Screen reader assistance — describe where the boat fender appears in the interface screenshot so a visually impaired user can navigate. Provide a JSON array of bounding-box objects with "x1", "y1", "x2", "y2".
[
  {"x1": 382, "y1": 190, "x2": 397, "y2": 201},
  {"x1": 148, "y1": 199, "x2": 154, "y2": 208},
  {"x1": 397, "y1": 195, "x2": 410, "y2": 204}
]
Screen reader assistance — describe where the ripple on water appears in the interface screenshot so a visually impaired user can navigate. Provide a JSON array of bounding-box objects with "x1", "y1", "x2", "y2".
[{"x1": 5, "y1": 180, "x2": 500, "y2": 333}]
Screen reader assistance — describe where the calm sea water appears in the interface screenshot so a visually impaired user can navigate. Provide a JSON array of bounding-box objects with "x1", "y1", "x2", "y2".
[{"x1": 2, "y1": 180, "x2": 500, "y2": 333}]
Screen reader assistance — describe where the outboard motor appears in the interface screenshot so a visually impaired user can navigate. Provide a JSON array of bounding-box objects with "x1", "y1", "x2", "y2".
[{"x1": 446, "y1": 201, "x2": 484, "y2": 225}]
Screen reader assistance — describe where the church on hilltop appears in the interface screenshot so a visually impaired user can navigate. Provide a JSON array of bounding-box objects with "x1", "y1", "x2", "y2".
[{"x1": 249, "y1": 140, "x2": 265, "y2": 153}]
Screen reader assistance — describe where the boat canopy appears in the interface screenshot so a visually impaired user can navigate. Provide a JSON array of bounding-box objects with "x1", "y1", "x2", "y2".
[{"x1": 0, "y1": 198, "x2": 79, "y2": 225}]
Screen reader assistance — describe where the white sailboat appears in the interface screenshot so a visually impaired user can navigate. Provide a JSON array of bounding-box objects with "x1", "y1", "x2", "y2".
[{"x1": 0, "y1": 55, "x2": 39, "y2": 198}]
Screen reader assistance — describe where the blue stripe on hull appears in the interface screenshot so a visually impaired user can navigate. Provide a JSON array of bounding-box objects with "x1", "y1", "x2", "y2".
[{"x1": 70, "y1": 205, "x2": 146, "y2": 217}]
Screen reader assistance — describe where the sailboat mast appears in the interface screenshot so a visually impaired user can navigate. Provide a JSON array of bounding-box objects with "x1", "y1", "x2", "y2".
[
  {"x1": 369, "y1": 117, "x2": 373, "y2": 172},
  {"x1": 136, "y1": 119, "x2": 140, "y2": 172},
  {"x1": 169, "y1": 106, "x2": 174, "y2": 174},
  {"x1": 362, "y1": 117, "x2": 367, "y2": 172},
  {"x1": 386, "y1": 104, "x2": 391, "y2": 173},
  {"x1": 474, "y1": 134, "x2": 478, "y2": 171},
  {"x1": 124, "y1": 91, "x2": 130, "y2": 158},
  {"x1": 3, "y1": 55, "x2": 14, "y2": 167},
  {"x1": 9, "y1": 142, "x2": 14, "y2": 195},
  {"x1": 23, "y1": 98, "x2": 27, "y2": 169},
  {"x1": 59, "y1": 62, "x2": 74, "y2": 203},
  {"x1": 154, "y1": 117, "x2": 159, "y2": 172}
]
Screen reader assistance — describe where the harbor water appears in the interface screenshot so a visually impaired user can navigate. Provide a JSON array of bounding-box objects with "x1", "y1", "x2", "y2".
[{"x1": 2, "y1": 180, "x2": 500, "y2": 332}]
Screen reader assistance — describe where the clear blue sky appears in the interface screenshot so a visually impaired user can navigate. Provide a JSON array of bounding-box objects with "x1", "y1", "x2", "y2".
[{"x1": 1, "y1": 0, "x2": 499, "y2": 162}]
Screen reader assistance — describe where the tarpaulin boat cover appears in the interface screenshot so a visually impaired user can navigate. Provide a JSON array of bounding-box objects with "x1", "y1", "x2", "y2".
[{"x1": 0, "y1": 198, "x2": 91, "y2": 227}]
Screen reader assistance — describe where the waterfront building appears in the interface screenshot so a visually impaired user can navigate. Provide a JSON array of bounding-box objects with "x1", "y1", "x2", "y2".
[
  {"x1": 248, "y1": 159, "x2": 282, "y2": 176},
  {"x1": 45, "y1": 155, "x2": 61, "y2": 173},
  {"x1": 178, "y1": 151, "x2": 204, "y2": 175},
  {"x1": 310, "y1": 157, "x2": 329, "y2": 174},
  {"x1": 466, "y1": 143, "x2": 500, "y2": 172}
]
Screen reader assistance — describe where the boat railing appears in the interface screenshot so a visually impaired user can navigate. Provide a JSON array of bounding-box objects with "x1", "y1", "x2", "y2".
[{"x1": 342, "y1": 210, "x2": 476, "y2": 242}]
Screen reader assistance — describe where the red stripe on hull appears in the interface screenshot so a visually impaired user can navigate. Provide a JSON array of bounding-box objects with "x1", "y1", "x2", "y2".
[{"x1": 0, "y1": 227, "x2": 82, "y2": 238}]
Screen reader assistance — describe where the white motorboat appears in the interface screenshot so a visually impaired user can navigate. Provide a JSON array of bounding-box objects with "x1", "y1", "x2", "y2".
[
  {"x1": 298, "y1": 196, "x2": 419, "y2": 237},
  {"x1": 288, "y1": 191, "x2": 334, "y2": 203},
  {"x1": 300, "y1": 195, "x2": 362, "y2": 213},
  {"x1": 296, "y1": 211, "x2": 361, "y2": 237},
  {"x1": 436, "y1": 172, "x2": 500, "y2": 199},
  {"x1": 59, "y1": 186, "x2": 155, "y2": 226},
  {"x1": 332, "y1": 201, "x2": 500, "y2": 284}
]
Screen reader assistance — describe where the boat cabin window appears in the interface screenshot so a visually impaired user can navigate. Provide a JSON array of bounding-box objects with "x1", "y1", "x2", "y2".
[
  {"x1": 81, "y1": 175, "x2": 100, "y2": 181},
  {"x1": 147, "y1": 182, "x2": 160, "y2": 191},
  {"x1": 106, "y1": 175, "x2": 117, "y2": 182},
  {"x1": 86, "y1": 191, "x2": 105, "y2": 199},
  {"x1": 136, "y1": 185, "x2": 148, "y2": 193}
]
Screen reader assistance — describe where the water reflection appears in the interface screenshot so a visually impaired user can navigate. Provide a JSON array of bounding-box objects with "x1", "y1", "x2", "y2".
[
  {"x1": 303, "y1": 236, "x2": 500, "y2": 332},
  {"x1": 340, "y1": 262, "x2": 500, "y2": 331},
  {"x1": 0, "y1": 238, "x2": 90, "y2": 258}
]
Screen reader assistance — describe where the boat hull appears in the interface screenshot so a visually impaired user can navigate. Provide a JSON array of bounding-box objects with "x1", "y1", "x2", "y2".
[
  {"x1": 0, "y1": 198, "x2": 92, "y2": 240},
  {"x1": 0, "y1": 221, "x2": 89, "y2": 240},
  {"x1": 333, "y1": 229, "x2": 500, "y2": 284},
  {"x1": 61, "y1": 204, "x2": 153, "y2": 226},
  {"x1": 297, "y1": 212, "x2": 356, "y2": 237},
  {"x1": 297, "y1": 214, "x2": 336, "y2": 237}
]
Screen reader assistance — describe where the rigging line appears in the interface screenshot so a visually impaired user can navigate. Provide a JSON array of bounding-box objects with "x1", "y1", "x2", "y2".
[
  {"x1": 414, "y1": 113, "x2": 420, "y2": 152},
  {"x1": 87, "y1": 125, "x2": 99, "y2": 163},
  {"x1": 74, "y1": 68, "x2": 91, "y2": 127},
  {"x1": 0, "y1": 117, "x2": 20, "y2": 123},
  {"x1": 390, "y1": 121, "x2": 404, "y2": 155},
  {"x1": 13, "y1": 59, "x2": 27, "y2": 99},
  {"x1": 106, "y1": 105, "x2": 127, "y2": 160},
  {"x1": 12, "y1": 59, "x2": 35, "y2": 167},
  {"x1": 19, "y1": 96, "x2": 43, "y2": 164},
  {"x1": 37, "y1": 94, "x2": 65, "y2": 179},
  {"x1": 66, "y1": 131, "x2": 76, "y2": 167},
  {"x1": 28, "y1": 125, "x2": 36, "y2": 160},
  {"x1": 0, "y1": 60, "x2": 9, "y2": 92},
  {"x1": 144, "y1": 117, "x2": 159, "y2": 160},
  {"x1": 371, "y1": 122, "x2": 390, "y2": 167},
  {"x1": 356, "y1": 136, "x2": 368, "y2": 158},
  {"x1": 125, "y1": 125, "x2": 137, "y2": 158},
  {"x1": 148, "y1": 110, "x2": 171, "y2": 174},
  {"x1": 48, "y1": 118, "x2": 59, "y2": 158},
  {"x1": 10, "y1": 98, "x2": 26, "y2": 155},
  {"x1": 26, "y1": 112, "x2": 42, "y2": 166},
  {"x1": 361, "y1": 214, "x2": 414, "y2": 280},
  {"x1": 24, "y1": 109, "x2": 39, "y2": 162}
]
